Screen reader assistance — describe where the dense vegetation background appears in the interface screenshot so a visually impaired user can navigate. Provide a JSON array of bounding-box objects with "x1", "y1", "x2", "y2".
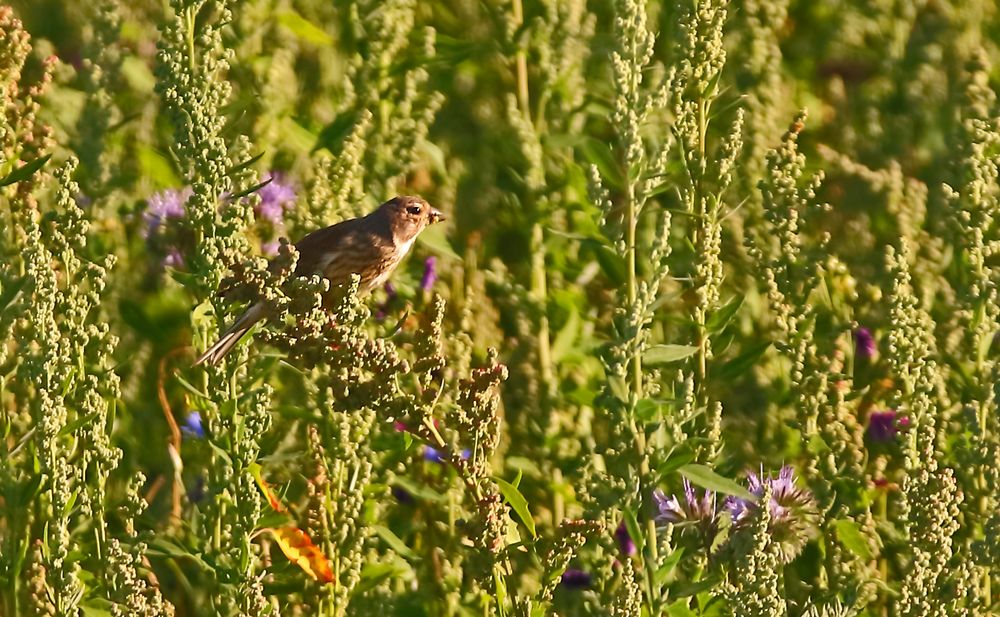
[{"x1": 0, "y1": 0, "x2": 998, "y2": 615}]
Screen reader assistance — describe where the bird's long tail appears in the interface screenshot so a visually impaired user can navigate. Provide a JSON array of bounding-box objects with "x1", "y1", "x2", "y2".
[{"x1": 193, "y1": 302, "x2": 265, "y2": 366}]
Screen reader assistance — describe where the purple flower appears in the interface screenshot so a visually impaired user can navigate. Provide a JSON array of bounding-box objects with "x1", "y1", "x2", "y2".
[
  {"x1": 867, "y1": 409, "x2": 902, "y2": 442},
  {"x1": 163, "y1": 247, "x2": 184, "y2": 269},
  {"x1": 143, "y1": 187, "x2": 191, "y2": 238},
  {"x1": 614, "y1": 521, "x2": 636, "y2": 557},
  {"x1": 559, "y1": 568, "x2": 591, "y2": 589},
  {"x1": 255, "y1": 173, "x2": 296, "y2": 225},
  {"x1": 724, "y1": 466, "x2": 818, "y2": 563},
  {"x1": 655, "y1": 479, "x2": 717, "y2": 526},
  {"x1": 391, "y1": 485, "x2": 414, "y2": 505},
  {"x1": 422, "y1": 445, "x2": 470, "y2": 463},
  {"x1": 181, "y1": 411, "x2": 204, "y2": 439},
  {"x1": 854, "y1": 327, "x2": 876, "y2": 359},
  {"x1": 261, "y1": 239, "x2": 281, "y2": 257},
  {"x1": 420, "y1": 256, "x2": 437, "y2": 292}
]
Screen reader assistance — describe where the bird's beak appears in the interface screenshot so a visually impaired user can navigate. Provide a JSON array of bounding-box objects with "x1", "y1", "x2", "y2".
[{"x1": 430, "y1": 209, "x2": 445, "y2": 224}]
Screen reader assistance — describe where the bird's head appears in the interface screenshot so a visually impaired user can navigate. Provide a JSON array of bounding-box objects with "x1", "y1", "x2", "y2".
[{"x1": 380, "y1": 195, "x2": 445, "y2": 244}]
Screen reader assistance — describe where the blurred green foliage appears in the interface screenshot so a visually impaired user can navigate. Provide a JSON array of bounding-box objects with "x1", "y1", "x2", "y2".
[{"x1": 0, "y1": 0, "x2": 999, "y2": 615}]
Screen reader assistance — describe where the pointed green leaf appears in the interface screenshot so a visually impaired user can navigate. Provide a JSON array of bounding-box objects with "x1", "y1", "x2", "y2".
[
  {"x1": 644, "y1": 344, "x2": 699, "y2": 365},
  {"x1": 622, "y1": 505, "x2": 645, "y2": 556},
  {"x1": 834, "y1": 518, "x2": 873, "y2": 561},
  {"x1": 705, "y1": 295, "x2": 743, "y2": 333},
  {"x1": 496, "y1": 477, "x2": 536, "y2": 538},
  {"x1": 373, "y1": 525, "x2": 417, "y2": 560},
  {"x1": 0, "y1": 154, "x2": 51, "y2": 187},
  {"x1": 678, "y1": 464, "x2": 754, "y2": 500}
]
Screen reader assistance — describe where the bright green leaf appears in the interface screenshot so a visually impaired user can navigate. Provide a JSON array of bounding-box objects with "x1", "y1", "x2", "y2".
[
  {"x1": 644, "y1": 344, "x2": 699, "y2": 365},
  {"x1": 835, "y1": 518, "x2": 873, "y2": 561},
  {"x1": 496, "y1": 477, "x2": 536, "y2": 538},
  {"x1": 678, "y1": 464, "x2": 755, "y2": 500}
]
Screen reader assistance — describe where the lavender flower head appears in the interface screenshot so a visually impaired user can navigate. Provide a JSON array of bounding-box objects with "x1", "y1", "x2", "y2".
[
  {"x1": 725, "y1": 465, "x2": 818, "y2": 563},
  {"x1": 143, "y1": 187, "x2": 191, "y2": 238},
  {"x1": 255, "y1": 173, "x2": 296, "y2": 225},
  {"x1": 614, "y1": 520, "x2": 636, "y2": 557},
  {"x1": 854, "y1": 326, "x2": 876, "y2": 359},
  {"x1": 420, "y1": 256, "x2": 437, "y2": 292},
  {"x1": 867, "y1": 409, "x2": 903, "y2": 442},
  {"x1": 655, "y1": 478, "x2": 717, "y2": 525},
  {"x1": 654, "y1": 479, "x2": 720, "y2": 551}
]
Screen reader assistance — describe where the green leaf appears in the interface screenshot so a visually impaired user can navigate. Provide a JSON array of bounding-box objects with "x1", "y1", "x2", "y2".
[
  {"x1": 673, "y1": 576, "x2": 720, "y2": 598},
  {"x1": 373, "y1": 525, "x2": 417, "y2": 560},
  {"x1": 277, "y1": 10, "x2": 333, "y2": 45},
  {"x1": 355, "y1": 561, "x2": 410, "y2": 594},
  {"x1": 138, "y1": 146, "x2": 180, "y2": 189},
  {"x1": 622, "y1": 505, "x2": 645, "y2": 556},
  {"x1": 657, "y1": 445, "x2": 696, "y2": 478},
  {"x1": 228, "y1": 178, "x2": 273, "y2": 201},
  {"x1": 678, "y1": 464, "x2": 755, "y2": 500},
  {"x1": 495, "y1": 477, "x2": 536, "y2": 538},
  {"x1": 0, "y1": 154, "x2": 51, "y2": 187},
  {"x1": 391, "y1": 476, "x2": 445, "y2": 503},
  {"x1": 417, "y1": 223, "x2": 461, "y2": 260},
  {"x1": 0, "y1": 275, "x2": 27, "y2": 315},
  {"x1": 551, "y1": 308, "x2": 581, "y2": 363},
  {"x1": 716, "y1": 341, "x2": 771, "y2": 381},
  {"x1": 314, "y1": 109, "x2": 361, "y2": 154},
  {"x1": 834, "y1": 518, "x2": 873, "y2": 561},
  {"x1": 634, "y1": 398, "x2": 661, "y2": 423},
  {"x1": 581, "y1": 138, "x2": 623, "y2": 189},
  {"x1": 666, "y1": 599, "x2": 698, "y2": 617},
  {"x1": 644, "y1": 344, "x2": 699, "y2": 365},
  {"x1": 59, "y1": 412, "x2": 99, "y2": 437},
  {"x1": 493, "y1": 566, "x2": 509, "y2": 617},
  {"x1": 705, "y1": 295, "x2": 743, "y2": 333},
  {"x1": 654, "y1": 547, "x2": 685, "y2": 584}
]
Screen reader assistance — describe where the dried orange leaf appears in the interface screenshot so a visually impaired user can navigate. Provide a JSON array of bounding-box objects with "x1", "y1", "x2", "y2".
[
  {"x1": 248, "y1": 462, "x2": 285, "y2": 512},
  {"x1": 270, "y1": 527, "x2": 334, "y2": 584}
]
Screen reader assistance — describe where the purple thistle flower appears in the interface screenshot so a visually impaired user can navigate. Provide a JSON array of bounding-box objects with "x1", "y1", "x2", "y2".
[
  {"x1": 614, "y1": 521, "x2": 636, "y2": 557},
  {"x1": 255, "y1": 173, "x2": 296, "y2": 225},
  {"x1": 420, "y1": 256, "x2": 437, "y2": 292},
  {"x1": 854, "y1": 327, "x2": 876, "y2": 359},
  {"x1": 867, "y1": 409, "x2": 902, "y2": 442},
  {"x1": 654, "y1": 479, "x2": 717, "y2": 525},
  {"x1": 559, "y1": 568, "x2": 591, "y2": 590},
  {"x1": 143, "y1": 187, "x2": 191, "y2": 238},
  {"x1": 724, "y1": 465, "x2": 818, "y2": 563},
  {"x1": 181, "y1": 411, "x2": 204, "y2": 439}
]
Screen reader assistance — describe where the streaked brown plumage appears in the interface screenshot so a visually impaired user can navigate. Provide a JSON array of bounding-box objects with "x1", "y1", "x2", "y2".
[{"x1": 194, "y1": 195, "x2": 444, "y2": 366}]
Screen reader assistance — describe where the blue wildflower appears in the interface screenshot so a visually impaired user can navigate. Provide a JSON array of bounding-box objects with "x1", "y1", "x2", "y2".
[{"x1": 181, "y1": 411, "x2": 204, "y2": 439}]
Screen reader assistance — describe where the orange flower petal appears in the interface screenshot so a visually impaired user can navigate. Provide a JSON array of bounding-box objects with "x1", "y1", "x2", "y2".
[{"x1": 270, "y1": 527, "x2": 334, "y2": 584}]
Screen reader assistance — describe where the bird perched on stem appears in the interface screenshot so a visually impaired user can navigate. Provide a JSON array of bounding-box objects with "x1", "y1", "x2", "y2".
[{"x1": 194, "y1": 195, "x2": 445, "y2": 366}]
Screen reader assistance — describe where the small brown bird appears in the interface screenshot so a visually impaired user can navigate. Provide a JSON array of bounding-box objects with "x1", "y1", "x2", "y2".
[{"x1": 194, "y1": 195, "x2": 444, "y2": 366}]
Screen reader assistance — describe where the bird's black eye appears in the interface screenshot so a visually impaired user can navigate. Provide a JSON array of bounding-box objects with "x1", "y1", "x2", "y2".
[{"x1": 407, "y1": 205, "x2": 422, "y2": 215}]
